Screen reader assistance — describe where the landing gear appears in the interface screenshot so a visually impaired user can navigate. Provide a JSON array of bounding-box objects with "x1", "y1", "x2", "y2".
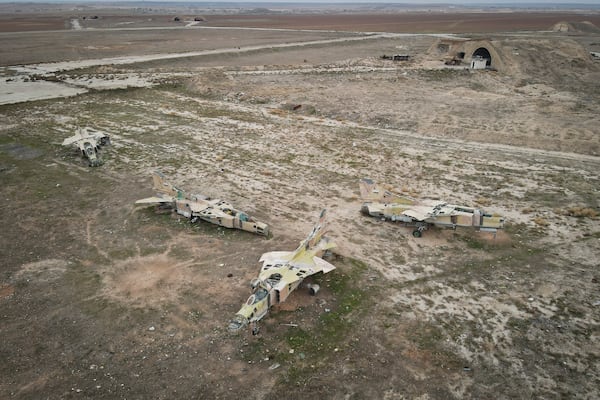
[
  {"x1": 250, "y1": 321, "x2": 260, "y2": 336},
  {"x1": 412, "y1": 223, "x2": 427, "y2": 238}
]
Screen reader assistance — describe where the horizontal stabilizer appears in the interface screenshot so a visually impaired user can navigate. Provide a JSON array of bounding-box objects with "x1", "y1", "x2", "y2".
[
  {"x1": 313, "y1": 256, "x2": 336, "y2": 274},
  {"x1": 319, "y1": 239, "x2": 336, "y2": 252}
]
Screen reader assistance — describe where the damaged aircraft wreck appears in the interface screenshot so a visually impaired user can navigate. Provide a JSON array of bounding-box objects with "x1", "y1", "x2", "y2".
[
  {"x1": 229, "y1": 209, "x2": 336, "y2": 334},
  {"x1": 360, "y1": 178, "x2": 505, "y2": 237},
  {"x1": 62, "y1": 127, "x2": 110, "y2": 167},
  {"x1": 135, "y1": 171, "x2": 269, "y2": 236}
]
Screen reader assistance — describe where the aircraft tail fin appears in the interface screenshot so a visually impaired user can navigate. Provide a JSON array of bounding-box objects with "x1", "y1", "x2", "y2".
[
  {"x1": 152, "y1": 171, "x2": 184, "y2": 199},
  {"x1": 359, "y1": 178, "x2": 414, "y2": 205},
  {"x1": 291, "y1": 209, "x2": 336, "y2": 262}
]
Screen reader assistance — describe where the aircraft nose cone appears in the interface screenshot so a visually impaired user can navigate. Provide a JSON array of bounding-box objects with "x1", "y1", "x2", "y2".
[{"x1": 228, "y1": 315, "x2": 248, "y2": 333}]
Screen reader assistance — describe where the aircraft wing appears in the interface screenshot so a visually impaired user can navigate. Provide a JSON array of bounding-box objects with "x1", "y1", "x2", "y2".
[
  {"x1": 401, "y1": 208, "x2": 430, "y2": 221},
  {"x1": 260, "y1": 251, "x2": 294, "y2": 271},
  {"x1": 135, "y1": 195, "x2": 173, "y2": 205},
  {"x1": 285, "y1": 256, "x2": 336, "y2": 278},
  {"x1": 259, "y1": 209, "x2": 336, "y2": 280},
  {"x1": 62, "y1": 135, "x2": 84, "y2": 146},
  {"x1": 189, "y1": 201, "x2": 211, "y2": 213},
  {"x1": 260, "y1": 251, "x2": 335, "y2": 278}
]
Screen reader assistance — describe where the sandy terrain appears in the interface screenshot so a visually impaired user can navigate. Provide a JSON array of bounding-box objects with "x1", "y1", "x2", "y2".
[{"x1": 1, "y1": 7, "x2": 599, "y2": 400}]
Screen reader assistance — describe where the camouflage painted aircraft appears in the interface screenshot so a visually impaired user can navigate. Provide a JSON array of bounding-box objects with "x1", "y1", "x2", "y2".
[
  {"x1": 135, "y1": 171, "x2": 269, "y2": 236},
  {"x1": 360, "y1": 178, "x2": 504, "y2": 237},
  {"x1": 229, "y1": 209, "x2": 336, "y2": 334},
  {"x1": 62, "y1": 127, "x2": 110, "y2": 167}
]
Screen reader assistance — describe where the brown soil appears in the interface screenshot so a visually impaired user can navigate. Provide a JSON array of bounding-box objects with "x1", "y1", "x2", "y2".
[
  {"x1": 3, "y1": 12, "x2": 600, "y2": 34},
  {"x1": 0, "y1": 16, "x2": 66, "y2": 32},
  {"x1": 199, "y1": 12, "x2": 600, "y2": 33},
  {"x1": 1, "y1": 7, "x2": 599, "y2": 400}
]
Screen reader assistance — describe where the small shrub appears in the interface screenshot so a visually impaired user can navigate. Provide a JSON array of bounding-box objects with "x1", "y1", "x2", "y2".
[
  {"x1": 533, "y1": 217, "x2": 550, "y2": 226},
  {"x1": 565, "y1": 207, "x2": 598, "y2": 218},
  {"x1": 476, "y1": 197, "x2": 492, "y2": 207}
]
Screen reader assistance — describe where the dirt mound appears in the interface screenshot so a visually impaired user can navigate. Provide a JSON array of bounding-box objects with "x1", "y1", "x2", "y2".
[
  {"x1": 102, "y1": 254, "x2": 196, "y2": 307},
  {"x1": 428, "y1": 36, "x2": 596, "y2": 77},
  {"x1": 552, "y1": 21, "x2": 600, "y2": 33},
  {"x1": 500, "y1": 38, "x2": 597, "y2": 85}
]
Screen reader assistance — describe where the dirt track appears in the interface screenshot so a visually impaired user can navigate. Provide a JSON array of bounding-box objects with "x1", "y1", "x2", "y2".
[{"x1": 1, "y1": 7, "x2": 600, "y2": 400}]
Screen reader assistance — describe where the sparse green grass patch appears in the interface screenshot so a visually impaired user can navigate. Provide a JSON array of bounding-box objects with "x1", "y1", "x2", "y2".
[{"x1": 237, "y1": 257, "x2": 373, "y2": 386}]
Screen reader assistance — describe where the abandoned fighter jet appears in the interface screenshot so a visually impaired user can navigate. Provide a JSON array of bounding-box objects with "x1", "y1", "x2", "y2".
[
  {"x1": 135, "y1": 171, "x2": 269, "y2": 236},
  {"x1": 229, "y1": 209, "x2": 336, "y2": 334},
  {"x1": 360, "y1": 178, "x2": 504, "y2": 237},
  {"x1": 62, "y1": 127, "x2": 110, "y2": 167}
]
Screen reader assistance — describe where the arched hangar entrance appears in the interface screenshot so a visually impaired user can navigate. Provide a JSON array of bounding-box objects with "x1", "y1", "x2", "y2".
[
  {"x1": 472, "y1": 47, "x2": 492, "y2": 67},
  {"x1": 431, "y1": 39, "x2": 506, "y2": 71}
]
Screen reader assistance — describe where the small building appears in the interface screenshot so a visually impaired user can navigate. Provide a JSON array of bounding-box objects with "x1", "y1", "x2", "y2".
[
  {"x1": 392, "y1": 54, "x2": 410, "y2": 61},
  {"x1": 432, "y1": 39, "x2": 502, "y2": 71},
  {"x1": 381, "y1": 54, "x2": 410, "y2": 61},
  {"x1": 471, "y1": 56, "x2": 488, "y2": 70}
]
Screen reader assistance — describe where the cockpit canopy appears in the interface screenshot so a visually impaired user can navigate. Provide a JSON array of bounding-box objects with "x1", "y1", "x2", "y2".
[
  {"x1": 246, "y1": 287, "x2": 268, "y2": 305},
  {"x1": 228, "y1": 314, "x2": 248, "y2": 332}
]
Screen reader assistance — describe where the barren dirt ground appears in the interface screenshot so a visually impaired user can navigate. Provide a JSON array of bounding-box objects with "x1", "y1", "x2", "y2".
[{"x1": 1, "y1": 10, "x2": 600, "y2": 400}]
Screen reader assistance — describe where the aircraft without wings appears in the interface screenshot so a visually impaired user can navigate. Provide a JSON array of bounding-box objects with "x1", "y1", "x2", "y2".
[
  {"x1": 135, "y1": 172, "x2": 269, "y2": 236},
  {"x1": 229, "y1": 209, "x2": 336, "y2": 334},
  {"x1": 360, "y1": 178, "x2": 504, "y2": 237},
  {"x1": 62, "y1": 127, "x2": 110, "y2": 167}
]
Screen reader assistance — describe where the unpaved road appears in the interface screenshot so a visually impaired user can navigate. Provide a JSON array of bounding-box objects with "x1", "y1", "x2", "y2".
[{"x1": 0, "y1": 31, "x2": 450, "y2": 105}]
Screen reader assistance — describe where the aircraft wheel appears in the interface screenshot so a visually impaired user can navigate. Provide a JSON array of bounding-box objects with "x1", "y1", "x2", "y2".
[{"x1": 412, "y1": 229, "x2": 422, "y2": 238}]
